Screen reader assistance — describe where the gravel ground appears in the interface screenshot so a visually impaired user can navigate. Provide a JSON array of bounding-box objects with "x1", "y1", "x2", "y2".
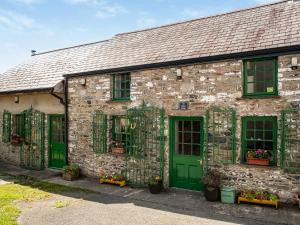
[{"x1": 18, "y1": 191, "x2": 286, "y2": 225}]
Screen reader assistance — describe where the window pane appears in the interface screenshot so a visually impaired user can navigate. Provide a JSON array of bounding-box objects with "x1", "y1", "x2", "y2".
[
  {"x1": 255, "y1": 82, "x2": 265, "y2": 93},
  {"x1": 248, "y1": 83, "x2": 254, "y2": 93},
  {"x1": 183, "y1": 121, "x2": 191, "y2": 132},
  {"x1": 193, "y1": 132, "x2": 200, "y2": 144},
  {"x1": 246, "y1": 130, "x2": 254, "y2": 139},
  {"x1": 265, "y1": 121, "x2": 273, "y2": 130},
  {"x1": 184, "y1": 133, "x2": 191, "y2": 143},
  {"x1": 246, "y1": 141, "x2": 255, "y2": 150},
  {"x1": 192, "y1": 145, "x2": 200, "y2": 156},
  {"x1": 247, "y1": 121, "x2": 254, "y2": 129},
  {"x1": 255, "y1": 121, "x2": 263, "y2": 129},
  {"x1": 193, "y1": 121, "x2": 200, "y2": 132},
  {"x1": 265, "y1": 131, "x2": 273, "y2": 140},
  {"x1": 256, "y1": 131, "x2": 264, "y2": 140},
  {"x1": 183, "y1": 144, "x2": 191, "y2": 155}
]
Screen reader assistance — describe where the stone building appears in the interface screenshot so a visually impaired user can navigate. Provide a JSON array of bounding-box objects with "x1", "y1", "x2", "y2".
[{"x1": 1, "y1": 0, "x2": 300, "y2": 203}]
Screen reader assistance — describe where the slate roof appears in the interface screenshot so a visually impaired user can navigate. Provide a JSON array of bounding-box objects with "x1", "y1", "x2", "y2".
[{"x1": 1, "y1": 0, "x2": 300, "y2": 93}]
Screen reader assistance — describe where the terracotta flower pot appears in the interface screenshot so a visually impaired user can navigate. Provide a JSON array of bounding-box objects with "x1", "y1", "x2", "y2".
[
  {"x1": 246, "y1": 158, "x2": 269, "y2": 166},
  {"x1": 297, "y1": 195, "x2": 300, "y2": 209}
]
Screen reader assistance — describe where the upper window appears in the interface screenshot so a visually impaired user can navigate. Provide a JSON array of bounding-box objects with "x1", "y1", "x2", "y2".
[
  {"x1": 243, "y1": 58, "x2": 278, "y2": 97},
  {"x1": 113, "y1": 73, "x2": 131, "y2": 100}
]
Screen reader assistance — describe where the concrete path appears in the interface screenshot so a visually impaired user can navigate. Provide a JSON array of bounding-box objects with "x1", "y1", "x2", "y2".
[{"x1": 1, "y1": 161, "x2": 299, "y2": 225}]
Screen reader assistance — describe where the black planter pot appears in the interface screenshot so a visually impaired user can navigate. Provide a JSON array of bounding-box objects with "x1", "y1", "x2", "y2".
[
  {"x1": 204, "y1": 186, "x2": 220, "y2": 202},
  {"x1": 148, "y1": 181, "x2": 163, "y2": 194}
]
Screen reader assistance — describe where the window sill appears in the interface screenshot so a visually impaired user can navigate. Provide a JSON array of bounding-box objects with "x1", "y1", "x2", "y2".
[
  {"x1": 106, "y1": 99, "x2": 132, "y2": 103},
  {"x1": 239, "y1": 162, "x2": 278, "y2": 170},
  {"x1": 237, "y1": 95, "x2": 281, "y2": 100}
]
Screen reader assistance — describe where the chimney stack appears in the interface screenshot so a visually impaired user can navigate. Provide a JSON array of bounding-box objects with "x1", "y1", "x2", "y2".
[{"x1": 31, "y1": 50, "x2": 36, "y2": 56}]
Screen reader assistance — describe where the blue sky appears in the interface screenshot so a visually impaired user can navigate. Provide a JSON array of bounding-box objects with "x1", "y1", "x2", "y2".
[{"x1": 0, "y1": 0, "x2": 276, "y2": 73}]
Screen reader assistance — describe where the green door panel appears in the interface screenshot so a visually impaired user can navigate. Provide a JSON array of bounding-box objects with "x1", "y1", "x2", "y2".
[
  {"x1": 170, "y1": 117, "x2": 204, "y2": 191},
  {"x1": 49, "y1": 115, "x2": 66, "y2": 169}
]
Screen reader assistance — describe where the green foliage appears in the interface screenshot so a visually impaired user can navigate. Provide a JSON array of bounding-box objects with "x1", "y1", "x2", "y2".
[
  {"x1": 148, "y1": 176, "x2": 162, "y2": 186},
  {"x1": 100, "y1": 174, "x2": 125, "y2": 181},
  {"x1": 202, "y1": 169, "x2": 221, "y2": 188},
  {"x1": 240, "y1": 189, "x2": 279, "y2": 201},
  {"x1": 63, "y1": 164, "x2": 80, "y2": 173},
  {"x1": 52, "y1": 200, "x2": 70, "y2": 208}
]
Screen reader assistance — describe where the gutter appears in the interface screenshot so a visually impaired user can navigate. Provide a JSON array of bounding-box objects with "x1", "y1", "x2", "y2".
[
  {"x1": 0, "y1": 88, "x2": 52, "y2": 95},
  {"x1": 64, "y1": 45, "x2": 300, "y2": 78},
  {"x1": 64, "y1": 77, "x2": 69, "y2": 165},
  {"x1": 50, "y1": 85, "x2": 65, "y2": 105}
]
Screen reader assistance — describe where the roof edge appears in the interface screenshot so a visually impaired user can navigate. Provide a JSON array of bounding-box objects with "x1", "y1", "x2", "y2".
[
  {"x1": 64, "y1": 44, "x2": 300, "y2": 78},
  {"x1": 117, "y1": 0, "x2": 288, "y2": 36},
  {"x1": 0, "y1": 88, "x2": 53, "y2": 95}
]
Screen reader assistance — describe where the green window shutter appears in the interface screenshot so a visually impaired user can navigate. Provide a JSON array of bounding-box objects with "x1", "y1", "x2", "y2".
[
  {"x1": 241, "y1": 116, "x2": 277, "y2": 166},
  {"x1": 112, "y1": 73, "x2": 131, "y2": 101},
  {"x1": 281, "y1": 109, "x2": 300, "y2": 172},
  {"x1": 2, "y1": 110, "x2": 12, "y2": 143},
  {"x1": 243, "y1": 58, "x2": 278, "y2": 97},
  {"x1": 211, "y1": 108, "x2": 236, "y2": 164},
  {"x1": 92, "y1": 111, "x2": 107, "y2": 153}
]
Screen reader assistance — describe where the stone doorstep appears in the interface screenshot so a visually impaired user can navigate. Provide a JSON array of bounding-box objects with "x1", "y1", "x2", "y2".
[{"x1": 0, "y1": 162, "x2": 299, "y2": 225}]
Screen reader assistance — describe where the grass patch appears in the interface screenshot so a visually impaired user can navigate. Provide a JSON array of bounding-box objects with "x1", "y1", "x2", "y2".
[
  {"x1": 0, "y1": 183, "x2": 50, "y2": 225},
  {"x1": 0, "y1": 174, "x2": 92, "y2": 225},
  {"x1": 52, "y1": 200, "x2": 70, "y2": 208}
]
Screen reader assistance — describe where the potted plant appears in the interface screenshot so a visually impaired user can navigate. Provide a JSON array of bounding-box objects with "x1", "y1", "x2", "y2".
[
  {"x1": 111, "y1": 141, "x2": 125, "y2": 154},
  {"x1": 202, "y1": 169, "x2": 221, "y2": 202},
  {"x1": 11, "y1": 134, "x2": 23, "y2": 145},
  {"x1": 100, "y1": 173, "x2": 126, "y2": 187},
  {"x1": 62, "y1": 164, "x2": 80, "y2": 181},
  {"x1": 297, "y1": 193, "x2": 300, "y2": 209},
  {"x1": 246, "y1": 149, "x2": 270, "y2": 166},
  {"x1": 238, "y1": 189, "x2": 279, "y2": 208},
  {"x1": 148, "y1": 176, "x2": 163, "y2": 194}
]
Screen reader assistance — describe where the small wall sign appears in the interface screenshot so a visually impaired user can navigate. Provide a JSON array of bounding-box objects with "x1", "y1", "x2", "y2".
[{"x1": 179, "y1": 101, "x2": 189, "y2": 110}]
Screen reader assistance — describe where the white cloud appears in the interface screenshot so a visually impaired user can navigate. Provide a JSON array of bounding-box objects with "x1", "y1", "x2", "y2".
[
  {"x1": 65, "y1": 0, "x2": 128, "y2": 19},
  {"x1": 95, "y1": 3, "x2": 128, "y2": 18},
  {"x1": 64, "y1": 0, "x2": 105, "y2": 5},
  {"x1": 254, "y1": 0, "x2": 279, "y2": 4},
  {"x1": 0, "y1": 10, "x2": 53, "y2": 35},
  {"x1": 137, "y1": 17, "x2": 157, "y2": 28},
  {"x1": 0, "y1": 10, "x2": 35, "y2": 31},
  {"x1": 181, "y1": 8, "x2": 204, "y2": 19},
  {"x1": 8, "y1": 0, "x2": 43, "y2": 5}
]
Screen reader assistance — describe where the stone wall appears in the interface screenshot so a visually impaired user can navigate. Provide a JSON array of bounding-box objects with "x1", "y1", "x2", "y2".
[{"x1": 67, "y1": 54, "x2": 300, "y2": 202}]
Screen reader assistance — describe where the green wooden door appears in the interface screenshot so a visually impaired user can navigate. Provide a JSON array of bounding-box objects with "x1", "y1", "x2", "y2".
[
  {"x1": 170, "y1": 117, "x2": 204, "y2": 191},
  {"x1": 49, "y1": 115, "x2": 65, "y2": 169}
]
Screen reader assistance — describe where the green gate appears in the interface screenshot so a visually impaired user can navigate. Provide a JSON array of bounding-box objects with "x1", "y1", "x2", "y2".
[
  {"x1": 205, "y1": 108, "x2": 236, "y2": 167},
  {"x1": 281, "y1": 109, "x2": 300, "y2": 172},
  {"x1": 125, "y1": 103, "x2": 165, "y2": 187},
  {"x1": 20, "y1": 107, "x2": 45, "y2": 170}
]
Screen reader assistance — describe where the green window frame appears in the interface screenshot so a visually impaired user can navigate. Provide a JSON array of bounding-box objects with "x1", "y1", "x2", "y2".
[
  {"x1": 2, "y1": 111, "x2": 11, "y2": 143},
  {"x1": 243, "y1": 58, "x2": 278, "y2": 97},
  {"x1": 112, "y1": 115, "x2": 129, "y2": 149},
  {"x1": 92, "y1": 111, "x2": 107, "y2": 153},
  {"x1": 242, "y1": 116, "x2": 277, "y2": 166},
  {"x1": 112, "y1": 73, "x2": 131, "y2": 101},
  {"x1": 13, "y1": 114, "x2": 25, "y2": 138}
]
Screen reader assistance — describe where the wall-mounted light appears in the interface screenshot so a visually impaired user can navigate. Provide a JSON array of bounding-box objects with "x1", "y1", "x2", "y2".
[
  {"x1": 176, "y1": 68, "x2": 182, "y2": 80},
  {"x1": 291, "y1": 57, "x2": 298, "y2": 70},
  {"x1": 79, "y1": 78, "x2": 86, "y2": 86},
  {"x1": 14, "y1": 96, "x2": 19, "y2": 104}
]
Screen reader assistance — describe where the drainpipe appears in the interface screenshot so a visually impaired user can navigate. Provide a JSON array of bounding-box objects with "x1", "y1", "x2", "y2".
[
  {"x1": 50, "y1": 84, "x2": 65, "y2": 105},
  {"x1": 64, "y1": 77, "x2": 69, "y2": 165}
]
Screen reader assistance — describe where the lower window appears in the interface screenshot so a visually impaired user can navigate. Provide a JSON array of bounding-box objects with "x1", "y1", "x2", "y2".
[
  {"x1": 112, "y1": 116, "x2": 129, "y2": 148},
  {"x1": 242, "y1": 116, "x2": 277, "y2": 166}
]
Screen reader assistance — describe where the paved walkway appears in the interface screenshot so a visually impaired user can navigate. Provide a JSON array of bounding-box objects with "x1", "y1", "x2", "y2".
[{"x1": 0, "y1": 162, "x2": 299, "y2": 225}]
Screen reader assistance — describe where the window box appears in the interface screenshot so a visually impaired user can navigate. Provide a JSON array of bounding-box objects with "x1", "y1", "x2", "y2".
[
  {"x1": 111, "y1": 147, "x2": 125, "y2": 154},
  {"x1": 238, "y1": 197, "x2": 278, "y2": 209},
  {"x1": 246, "y1": 158, "x2": 269, "y2": 166},
  {"x1": 100, "y1": 174, "x2": 126, "y2": 187}
]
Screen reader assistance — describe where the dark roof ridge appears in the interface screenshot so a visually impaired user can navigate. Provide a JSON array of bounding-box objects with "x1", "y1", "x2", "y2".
[
  {"x1": 33, "y1": 39, "x2": 110, "y2": 56},
  {"x1": 116, "y1": 0, "x2": 288, "y2": 36}
]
